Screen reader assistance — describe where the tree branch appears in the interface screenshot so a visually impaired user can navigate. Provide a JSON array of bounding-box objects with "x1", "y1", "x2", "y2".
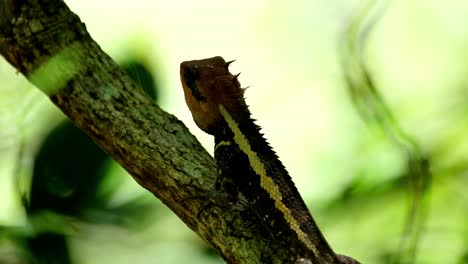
[{"x1": 0, "y1": 1, "x2": 359, "y2": 263}]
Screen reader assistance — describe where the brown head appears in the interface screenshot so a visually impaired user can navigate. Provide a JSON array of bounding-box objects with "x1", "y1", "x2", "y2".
[{"x1": 180, "y1": 56, "x2": 247, "y2": 134}]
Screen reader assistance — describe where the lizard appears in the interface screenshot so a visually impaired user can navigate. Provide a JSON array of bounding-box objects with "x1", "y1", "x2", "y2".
[{"x1": 180, "y1": 56, "x2": 359, "y2": 264}]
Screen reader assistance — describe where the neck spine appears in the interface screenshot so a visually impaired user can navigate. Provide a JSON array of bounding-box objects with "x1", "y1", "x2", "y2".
[
  {"x1": 216, "y1": 103, "x2": 337, "y2": 261},
  {"x1": 216, "y1": 104, "x2": 270, "y2": 154},
  {"x1": 216, "y1": 103, "x2": 289, "y2": 183}
]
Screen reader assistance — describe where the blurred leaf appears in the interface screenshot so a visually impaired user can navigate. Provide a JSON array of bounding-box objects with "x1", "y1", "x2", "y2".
[{"x1": 121, "y1": 59, "x2": 158, "y2": 101}]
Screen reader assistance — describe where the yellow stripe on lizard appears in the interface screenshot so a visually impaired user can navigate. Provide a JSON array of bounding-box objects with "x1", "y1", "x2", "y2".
[
  {"x1": 215, "y1": 140, "x2": 231, "y2": 151},
  {"x1": 218, "y1": 104, "x2": 320, "y2": 257}
]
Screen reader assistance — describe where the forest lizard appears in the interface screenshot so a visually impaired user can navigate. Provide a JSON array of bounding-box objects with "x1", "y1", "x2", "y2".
[{"x1": 180, "y1": 56, "x2": 359, "y2": 264}]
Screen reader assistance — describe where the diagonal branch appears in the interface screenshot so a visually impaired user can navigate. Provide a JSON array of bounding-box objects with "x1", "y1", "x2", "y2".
[
  {"x1": 0, "y1": 0, "x2": 265, "y2": 263},
  {"x1": 0, "y1": 1, "x2": 359, "y2": 263}
]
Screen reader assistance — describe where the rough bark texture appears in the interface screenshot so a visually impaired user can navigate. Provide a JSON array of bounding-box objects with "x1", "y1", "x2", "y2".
[{"x1": 0, "y1": 1, "x2": 356, "y2": 263}]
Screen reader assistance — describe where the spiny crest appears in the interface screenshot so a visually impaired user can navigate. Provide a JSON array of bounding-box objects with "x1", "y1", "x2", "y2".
[
  {"x1": 214, "y1": 71, "x2": 248, "y2": 112},
  {"x1": 180, "y1": 56, "x2": 250, "y2": 134},
  {"x1": 225, "y1": 59, "x2": 236, "y2": 67}
]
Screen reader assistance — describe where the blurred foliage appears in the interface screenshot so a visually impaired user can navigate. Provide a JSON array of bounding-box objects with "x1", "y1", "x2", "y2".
[
  {"x1": 121, "y1": 60, "x2": 158, "y2": 102},
  {"x1": 340, "y1": 1, "x2": 430, "y2": 263},
  {"x1": 1, "y1": 1, "x2": 468, "y2": 264},
  {"x1": 0, "y1": 59, "x2": 162, "y2": 264}
]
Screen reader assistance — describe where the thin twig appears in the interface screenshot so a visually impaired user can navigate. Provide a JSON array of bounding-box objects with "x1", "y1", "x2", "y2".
[{"x1": 339, "y1": 1, "x2": 431, "y2": 263}]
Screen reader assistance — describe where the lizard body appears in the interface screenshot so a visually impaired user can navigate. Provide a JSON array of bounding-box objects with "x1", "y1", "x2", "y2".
[{"x1": 180, "y1": 56, "x2": 357, "y2": 264}]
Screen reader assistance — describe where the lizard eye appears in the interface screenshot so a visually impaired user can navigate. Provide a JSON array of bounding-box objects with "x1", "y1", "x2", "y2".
[
  {"x1": 183, "y1": 66, "x2": 198, "y2": 82},
  {"x1": 183, "y1": 66, "x2": 206, "y2": 102}
]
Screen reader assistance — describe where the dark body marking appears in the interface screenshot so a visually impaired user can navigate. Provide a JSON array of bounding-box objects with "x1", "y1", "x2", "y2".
[
  {"x1": 213, "y1": 113, "x2": 338, "y2": 263},
  {"x1": 180, "y1": 56, "x2": 355, "y2": 263}
]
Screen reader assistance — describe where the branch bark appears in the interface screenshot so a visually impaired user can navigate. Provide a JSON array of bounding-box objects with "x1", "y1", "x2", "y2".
[{"x1": 0, "y1": 1, "x2": 355, "y2": 263}]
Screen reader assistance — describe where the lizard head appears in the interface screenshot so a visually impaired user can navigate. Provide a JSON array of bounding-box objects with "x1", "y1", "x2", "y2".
[{"x1": 180, "y1": 56, "x2": 246, "y2": 134}]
